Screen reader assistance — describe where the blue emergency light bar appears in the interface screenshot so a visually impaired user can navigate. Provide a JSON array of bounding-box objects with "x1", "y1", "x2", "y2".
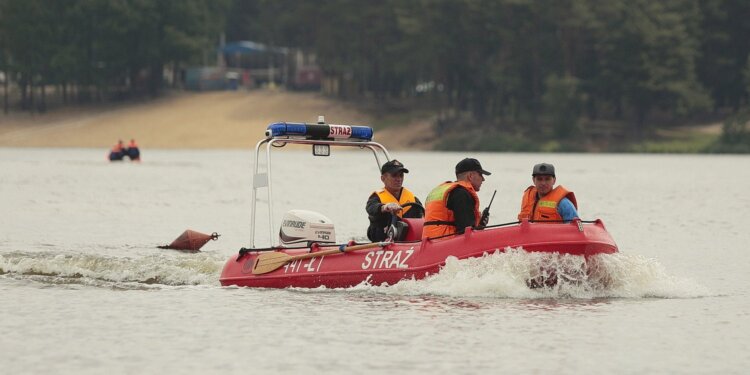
[{"x1": 265, "y1": 122, "x2": 374, "y2": 141}]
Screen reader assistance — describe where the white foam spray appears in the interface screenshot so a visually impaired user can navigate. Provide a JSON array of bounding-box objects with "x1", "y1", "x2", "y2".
[
  {"x1": 348, "y1": 247, "x2": 711, "y2": 299},
  {"x1": 0, "y1": 251, "x2": 225, "y2": 289},
  {"x1": 2, "y1": 248, "x2": 711, "y2": 298}
]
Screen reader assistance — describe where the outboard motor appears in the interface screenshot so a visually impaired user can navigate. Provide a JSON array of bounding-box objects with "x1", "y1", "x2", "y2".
[{"x1": 279, "y1": 209, "x2": 336, "y2": 246}]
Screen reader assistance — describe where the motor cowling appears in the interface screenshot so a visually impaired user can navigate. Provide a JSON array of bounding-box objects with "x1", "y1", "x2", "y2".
[{"x1": 279, "y1": 209, "x2": 336, "y2": 246}]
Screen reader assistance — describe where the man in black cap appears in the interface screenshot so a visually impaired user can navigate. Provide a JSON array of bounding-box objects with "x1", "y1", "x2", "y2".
[
  {"x1": 422, "y1": 158, "x2": 491, "y2": 239},
  {"x1": 518, "y1": 163, "x2": 579, "y2": 222},
  {"x1": 366, "y1": 159, "x2": 423, "y2": 242}
]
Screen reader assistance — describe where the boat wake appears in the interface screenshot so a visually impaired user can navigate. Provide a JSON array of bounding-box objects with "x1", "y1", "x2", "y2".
[
  {"x1": 2, "y1": 248, "x2": 710, "y2": 298},
  {"x1": 0, "y1": 251, "x2": 225, "y2": 289},
  {"x1": 345, "y1": 248, "x2": 711, "y2": 299}
]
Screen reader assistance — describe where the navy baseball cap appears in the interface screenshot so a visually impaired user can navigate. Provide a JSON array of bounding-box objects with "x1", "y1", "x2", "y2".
[
  {"x1": 381, "y1": 160, "x2": 409, "y2": 174},
  {"x1": 455, "y1": 158, "x2": 491, "y2": 175}
]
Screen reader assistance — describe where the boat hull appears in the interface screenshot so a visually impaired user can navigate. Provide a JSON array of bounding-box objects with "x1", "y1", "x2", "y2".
[{"x1": 220, "y1": 220, "x2": 618, "y2": 288}]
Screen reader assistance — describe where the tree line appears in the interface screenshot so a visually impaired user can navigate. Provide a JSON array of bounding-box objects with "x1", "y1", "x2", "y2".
[
  {"x1": 226, "y1": 0, "x2": 749, "y2": 150},
  {"x1": 0, "y1": 0, "x2": 228, "y2": 112},
  {"x1": 2, "y1": 0, "x2": 749, "y2": 150}
]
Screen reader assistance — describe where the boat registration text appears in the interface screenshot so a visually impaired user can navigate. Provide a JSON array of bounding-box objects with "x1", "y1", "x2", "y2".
[
  {"x1": 361, "y1": 249, "x2": 414, "y2": 270},
  {"x1": 277, "y1": 248, "x2": 414, "y2": 274}
]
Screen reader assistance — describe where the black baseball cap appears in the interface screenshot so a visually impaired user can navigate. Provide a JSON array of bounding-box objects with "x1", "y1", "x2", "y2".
[
  {"x1": 532, "y1": 163, "x2": 555, "y2": 177},
  {"x1": 455, "y1": 158, "x2": 491, "y2": 175},
  {"x1": 381, "y1": 159, "x2": 409, "y2": 174}
]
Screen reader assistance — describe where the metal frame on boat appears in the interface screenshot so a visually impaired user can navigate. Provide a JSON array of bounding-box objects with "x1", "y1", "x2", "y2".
[{"x1": 250, "y1": 116, "x2": 389, "y2": 247}]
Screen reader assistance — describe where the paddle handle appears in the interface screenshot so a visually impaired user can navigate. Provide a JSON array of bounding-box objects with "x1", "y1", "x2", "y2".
[{"x1": 289, "y1": 242, "x2": 390, "y2": 262}]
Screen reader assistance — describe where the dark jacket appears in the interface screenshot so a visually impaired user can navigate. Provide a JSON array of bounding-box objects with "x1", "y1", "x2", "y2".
[
  {"x1": 445, "y1": 186, "x2": 477, "y2": 234},
  {"x1": 366, "y1": 192, "x2": 423, "y2": 242}
]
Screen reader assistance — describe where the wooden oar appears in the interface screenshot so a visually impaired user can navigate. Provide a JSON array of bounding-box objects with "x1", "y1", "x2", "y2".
[{"x1": 252, "y1": 242, "x2": 391, "y2": 275}]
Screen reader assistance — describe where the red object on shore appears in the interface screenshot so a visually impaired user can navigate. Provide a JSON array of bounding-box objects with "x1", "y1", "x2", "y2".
[
  {"x1": 219, "y1": 219, "x2": 618, "y2": 288},
  {"x1": 161, "y1": 230, "x2": 219, "y2": 251}
]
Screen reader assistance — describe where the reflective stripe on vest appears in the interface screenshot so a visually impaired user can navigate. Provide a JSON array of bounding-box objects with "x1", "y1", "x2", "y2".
[
  {"x1": 422, "y1": 180, "x2": 479, "y2": 239},
  {"x1": 375, "y1": 188, "x2": 417, "y2": 218},
  {"x1": 517, "y1": 185, "x2": 577, "y2": 221}
]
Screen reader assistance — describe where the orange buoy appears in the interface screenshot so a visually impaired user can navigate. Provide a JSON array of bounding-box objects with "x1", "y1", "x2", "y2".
[{"x1": 159, "y1": 230, "x2": 220, "y2": 251}]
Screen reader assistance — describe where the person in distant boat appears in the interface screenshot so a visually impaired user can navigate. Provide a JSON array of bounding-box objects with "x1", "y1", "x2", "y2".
[
  {"x1": 518, "y1": 163, "x2": 578, "y2": 222},
  {"x1": 422, "y1": 158, "x2": 490, "y2": 239},
  {"x1": 108, "y1": 139, "x2": 125, "y2": 161},
  {"x1": 125, "y1": 139, "x2": 140, "y2": 161},
  {"x1": 366, "y1": 159, "x2": 424, "y2": 242}
]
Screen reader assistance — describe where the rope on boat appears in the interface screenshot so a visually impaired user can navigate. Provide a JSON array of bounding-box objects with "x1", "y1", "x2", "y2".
[
  {"x1": 235, "y1": 220, "x2": 601, "y2": 260},
  {"x1": 424, "y1": 219, "x2": 600, "y2": 241}
]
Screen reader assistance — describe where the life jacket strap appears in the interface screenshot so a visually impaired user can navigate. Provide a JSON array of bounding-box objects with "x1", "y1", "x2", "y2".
[{"x1": 424, "y1": 220, "x2": 455, "y2": 226}]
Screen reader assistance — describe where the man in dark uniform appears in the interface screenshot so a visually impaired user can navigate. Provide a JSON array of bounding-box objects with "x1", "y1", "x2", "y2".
[
  {"x1": 422, "y1": 158, "x2": 491, "y2": 238},
  {"x1": 366, "y1": 160, "x2": 423, "y2": 242}
]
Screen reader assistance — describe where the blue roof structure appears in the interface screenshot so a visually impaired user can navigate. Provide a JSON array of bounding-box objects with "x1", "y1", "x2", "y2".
[{"x1": 221, "y1": 41, "x2": 288, "y2": 55}]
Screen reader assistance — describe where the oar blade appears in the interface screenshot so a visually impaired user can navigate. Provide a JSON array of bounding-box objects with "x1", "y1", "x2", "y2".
[{"x1": 252, "y1": 252, "x2": 292, "y2": 275}]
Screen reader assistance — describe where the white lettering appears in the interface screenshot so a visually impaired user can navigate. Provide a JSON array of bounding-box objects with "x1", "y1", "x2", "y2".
[
  {"x1": 361, "y1": 252, "x2": 373, "y2": 269},
  {"x1": 379, "y1": 251, "x2": 394, "y2": 268},
  {"x1": 372, "y1": 250, "x2": 384, "y2": 267},
  {"x1": 389, "y1": 251, "x2": 402, "y2": 269},
  {"x1": 284, "y1": 259, "x2": 301, "y2": 274},
  {"x1": 360, "y1": 249, "x2": 415, "y2": 270},
  {"x1": 304, "y1": 257, "x2": 316, "y2": 272},
  {"x1": 280, "y1": 256, "x2": 326, "y2": 274},
  {"x1": 399, "y1": 249, "x2": 414, "y2": 269}
]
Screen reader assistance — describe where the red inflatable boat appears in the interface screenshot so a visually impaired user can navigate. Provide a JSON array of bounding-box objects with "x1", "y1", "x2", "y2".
[
  {"x1": 219, "y1": 117, "x2": 618, "y2": 288},
  {"x1": 220, "y1": 218, "x2": 617, "y2": 288}
]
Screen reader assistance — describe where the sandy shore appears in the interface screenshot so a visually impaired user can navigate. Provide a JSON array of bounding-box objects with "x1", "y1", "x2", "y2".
[
  {"x1": 0, "y1": 89, "x2": 407, "y2": 149},
  {"x1": 0, "y1": 89, "x2": 725, "y2": 152}
]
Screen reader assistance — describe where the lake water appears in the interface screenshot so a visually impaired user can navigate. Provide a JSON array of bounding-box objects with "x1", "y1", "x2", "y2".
[{"x1": 1, "y1": 147, "x2": 748, "y2": 374}]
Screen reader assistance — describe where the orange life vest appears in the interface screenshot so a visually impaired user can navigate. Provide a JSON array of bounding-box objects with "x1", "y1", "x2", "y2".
[
  {"x1": 128, "y1": 140, "x2": 138, "y2": 148},
  {"x1": 375, "y1": 188, "x2": 417, "y2": 218},
  {"x1": 422, "y1": 181, "x2": 479, "y2": 239},
  {"x1": 518, "y1": 185, "x2": 577, "y2": 221}
]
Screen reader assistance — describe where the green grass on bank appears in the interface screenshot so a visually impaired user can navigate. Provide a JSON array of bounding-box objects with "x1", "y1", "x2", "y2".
[
  {"x1": 371, "y1": 107, "x2": 750, "y2": 153},
  {"x1": 428, "y1": 125, "x2": 742, "y2": 153},
  {"x1": 362, "y1": 100, "x2": 747, "y2": 153},
  {"x1": 628, "y1": 130, "x2": 720, "y2": 153}
]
